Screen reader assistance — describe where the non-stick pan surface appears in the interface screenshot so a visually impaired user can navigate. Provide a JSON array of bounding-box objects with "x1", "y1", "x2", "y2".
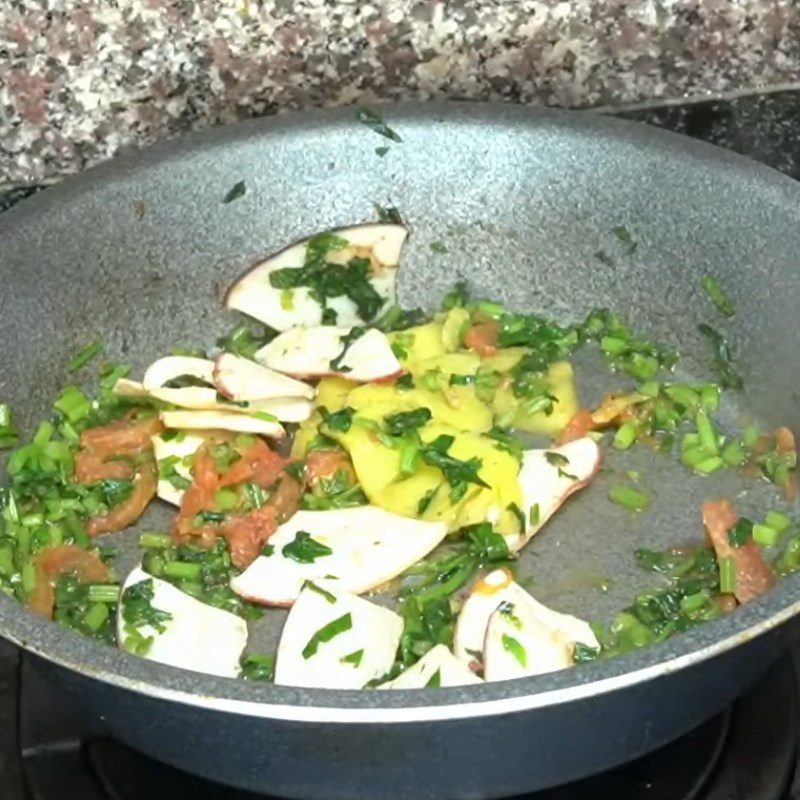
[{"x1": 2, "y1": 104, "x2": 800, "y2": 783}]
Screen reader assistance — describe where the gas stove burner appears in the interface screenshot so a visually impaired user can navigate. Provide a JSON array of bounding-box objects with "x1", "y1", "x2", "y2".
[{"x1": 14, "y1": 650, "x2": 800, "y2": 800}]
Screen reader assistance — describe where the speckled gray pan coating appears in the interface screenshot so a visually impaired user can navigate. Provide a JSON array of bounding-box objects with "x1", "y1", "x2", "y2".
[{"x1": 1, "y1": 103, "x2": 800, "y2": 721}]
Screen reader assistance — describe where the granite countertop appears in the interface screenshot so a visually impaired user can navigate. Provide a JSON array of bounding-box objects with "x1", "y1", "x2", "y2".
[{"x1": 2, "y1": 0, "x2": 800, "y2": 186}]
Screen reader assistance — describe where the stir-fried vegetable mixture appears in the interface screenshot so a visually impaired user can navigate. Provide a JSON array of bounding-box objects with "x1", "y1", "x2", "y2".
[{"x1": 0, "y1": 221, "x2": 797, "y2": 690}]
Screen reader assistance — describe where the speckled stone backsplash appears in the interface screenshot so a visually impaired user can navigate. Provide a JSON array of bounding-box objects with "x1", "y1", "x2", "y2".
[{"x1": 2, "y1": 0, "x2": 799, "y2": 185}]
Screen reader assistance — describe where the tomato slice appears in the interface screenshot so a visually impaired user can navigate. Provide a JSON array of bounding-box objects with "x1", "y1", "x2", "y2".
[
  {"x1": 305, "y1": 450, "x2": 355, "y2": 485},
  {"x1": 222, "y1": 506, "x2": 278, "y2": 569},
  {"x1": 28, "y1": 545, "x2": 110, "y2": 618},
  {"x1": 218, "y1": 438, "x2": 287, "y2": 489},
  {"x1": 464, "y1": 322, "x2": 500, "y2": 357},
  {"x1": 702, "y1": 498, "x2": 775, "y2": 604},
  {"x1": 75, "y1": 416, "x2": 162, "y2": 483},
  {"x1": 87, "y1": 462, "x2": 157, "y2": 536},
  {"x1": 173, "y1": 438, "x2": 302, "y2": 566},
  {"x1": 558, "y1": 409, "x2": 595, "y2": 445}
]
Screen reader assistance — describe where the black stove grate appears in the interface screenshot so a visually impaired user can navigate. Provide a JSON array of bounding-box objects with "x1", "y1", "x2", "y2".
[{"x1": 8, "y1": 645, "x2": 798, "y2": 800}]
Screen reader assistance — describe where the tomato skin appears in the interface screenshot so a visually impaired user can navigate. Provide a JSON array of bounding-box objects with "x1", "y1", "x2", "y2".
[
  {"x1": 28, "y1": 545, "x2": 110, "y2": 618},
  {"x1": 464, "y1": 322, "x2": 500, "y2": 357},
  {"x1": 558, "y1": 409, "x2": 595, "y2": 445}
]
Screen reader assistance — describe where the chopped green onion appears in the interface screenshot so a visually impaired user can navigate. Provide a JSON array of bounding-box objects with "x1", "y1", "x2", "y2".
[
  {"x1": 471, "y1": 300, "x2": 506, "y2": 319},
  {"x1": 54, "y1": 386, "x2": 93, "y2": 423},
  {"x1": 695, "y1": 409, "x2": 719, "y2": 454},
  {"x1": 21, "y1": 562, "x2": 37, "y2": 594},
  {"x1": 68, "y1": 341, "x2": 104, "y2": 372},
  {"x1": 719, "y1": 555, "x2": 737, "y2": 594},
  {"x1": 679, "y1": 590, "x2": 709, "y2": 614},
  {"x1": 613, "y1": 421, "x2": 638, "y2": 451},
  {"x1": 600, "y1": 336, "x2": 627, "y2": 355},
  {"x1": 694, "y1": 455, "x2": 724, "y2": 475},
  {"x1": 163, "y1": 561, "x2": 203, "y2": 581},
  {"x1": 700, "y1": 384, "x2": 720, "y2": 411},
  {"x1": 664, "y1": 384, "x2": 699, "y2": 411},
  {"x1": 139, "y1": 532, "x2": 173, "y2": 549},
  {"x1": 608, "y1": 484, "x2": 649, "y2": 512},
  {"x1": 213, "y1": 488, "x2": 239, "y2": 511},
  {"x1": 765, "y1": 511, "x2": 791, "y2": 534},
  {"x1": 752, "y1": 523, "x2": 780, "y2": 548},
  {"x1": 83, "y1": 602, "x2": 110, "y2": 632},
  {"x1": 700, "y1": 274, "x2": 735, "y2": 317},
  {"x1": 87, "y1": 584, "x2": 121, "y2": 603},
  {"x1": 742, "y1": 426, "x2": 760, "y2": 449},
  {"x1": 721, "y1": 440, "x2": 746, "y2": 467},
  {"x1": 398, "y1": 437, "x2": 420, "y2": 476}
]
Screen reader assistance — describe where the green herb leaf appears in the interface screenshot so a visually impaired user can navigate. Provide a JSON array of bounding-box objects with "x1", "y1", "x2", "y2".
[
  {"x1": 501, "y1": 633, "x2": 527, "y2": 667},
  {"x1": 68, "y1": 341, "x2": 103, "y2": 372},
  {"x1": 728, "y1": 518, "x2": 753, "y2": 548},
  {"x1": 507, "y1": 502, "x2": 526, "y2": 533},
  {"x1": 395, "y1": 373, "x2": 415, "y2": 390},
  {"x1": 441, "y1": 282, "x2": 470, "y2": 311},
  {"x1": 700, "y1": 274, "x2": 735, "y2": 317},
  {"x1": 612, "y1": 225, "x2": 637, "y2": 254},
  {"x1": 420, "y1": 435, "x2": 489, "y2": 491},
  {"x1": 698, "y1": 324, "x2": 743, "y2": 390},
  {"x1": 356, "y1": 108, "x2": 402, "y2": 142},
  {"x1": 240, "y1": 653, "x2": 275, "y2": 681},
  {"x1": 429, "y1": 241, "x2": 447, "y2": 254},
  {"x1": 341, "y1": 648, "x2": 364, "y2": 666},
  {"x1": 223, "y1": 180, "x2": 246, "y2": 204},
  {"x1": 282, "y1": 531, "x2": 334, "y2": 564},
  {"x1": 425, "y1": 668, "x2": 442, "y2": 687},
  {"x1": 302, "y1": 612, "x2": 353, "y2": 659},
  {"x1": 384, "y1": 407, "x2": 432, "y2": 437},
  {"x1": 329, "y1": 327, "x2": 367, "y2": 373},
  {"x1": 374, "y1": 204, "x2": 403, "y2": 225},
  {"x1": 320, "y1": 406, "x2": 355, "y2": 433},
  {"x1": 304, "y1": 580, "x2": 337, "y2": 604},
  {"x1": 375, "y1": 146, "x2": 390, "y2": 157},
  {"x1": 572, "y1": 642, "x2": 601, "y2": 663},
  {"x1": 417, "y1": 488, "x2": 437, "y2": 515},
  {"x1": 484, "y1": 426, "x2": 523, "y2": 462}
]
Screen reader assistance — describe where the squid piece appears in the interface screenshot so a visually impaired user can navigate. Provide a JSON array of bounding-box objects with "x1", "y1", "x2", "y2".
[
  {"x1": 231, "y1": 506, "x2": 447, "y2": 606},
  {"x1": 274, "y1": 581, "x2": 402, "y2": 689},
  {"x1": 224, "y1": 223, "x2": 408, "y2": 331}
]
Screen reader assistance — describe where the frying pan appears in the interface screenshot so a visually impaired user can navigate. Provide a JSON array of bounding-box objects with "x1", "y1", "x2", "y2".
[{"x1": 2, "y1": 103, "x2": 800, "y2": 799}]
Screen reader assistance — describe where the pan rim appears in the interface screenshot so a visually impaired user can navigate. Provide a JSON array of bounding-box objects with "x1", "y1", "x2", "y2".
[{"x1": 2, "y1": 101, "x2": 800, "y2": 722}]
